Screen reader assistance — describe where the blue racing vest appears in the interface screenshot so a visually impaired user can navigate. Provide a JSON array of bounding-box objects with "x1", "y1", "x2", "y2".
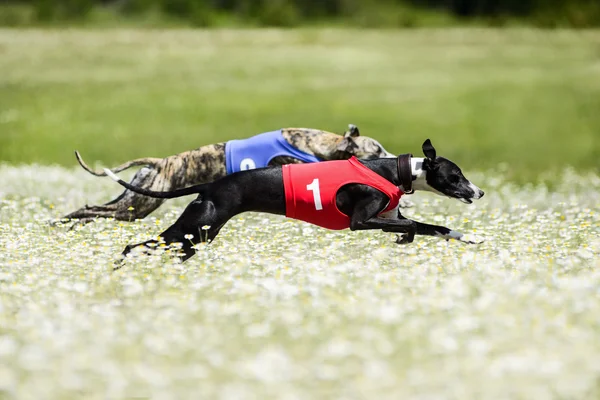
[{"x1": 225, "y1": 130, "x2": 322, "y2": 174}]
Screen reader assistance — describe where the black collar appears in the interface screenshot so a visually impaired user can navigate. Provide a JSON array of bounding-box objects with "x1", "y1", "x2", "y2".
[{"x1": 397, "y1": 153, "x2": 413, "y2": 194}]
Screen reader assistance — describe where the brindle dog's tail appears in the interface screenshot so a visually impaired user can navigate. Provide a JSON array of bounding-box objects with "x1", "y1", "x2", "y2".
[
  {"x1": 104, "y1": 168, "x2": 204, "y2": 199},
  {"x1": 75, "y1": 151, "x2": 163, "y2": 177}
]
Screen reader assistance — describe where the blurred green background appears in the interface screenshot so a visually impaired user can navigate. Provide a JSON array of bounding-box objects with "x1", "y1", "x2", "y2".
[
  {"x1": 0, "y1": 1, "x2": 599, "y2": 183},
  {"x1": 1, "y1": 0, "x2": 600, "y2": 28}
]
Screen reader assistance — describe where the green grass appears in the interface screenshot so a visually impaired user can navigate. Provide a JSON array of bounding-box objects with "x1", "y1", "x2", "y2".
[
  {"x1": 0, "y1": 165, "x2": 599, "y2": 398},
  {"x1": 1, "y1": 28, "x2": 600, "y2": 183}
]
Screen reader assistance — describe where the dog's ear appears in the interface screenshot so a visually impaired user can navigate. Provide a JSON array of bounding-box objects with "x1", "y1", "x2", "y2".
[
  {"x1": 422, "y1": 157, "x2": 436, "y2": 171},
  {"x1": 422, "y1": 139, "x2": 436, "y2": 160},
  {"x1": 336, "y1": 136, "x2": 359, "y2": 155},
  {"x1": 344, "y1": 124, "x2": 360, "y2": 138}
]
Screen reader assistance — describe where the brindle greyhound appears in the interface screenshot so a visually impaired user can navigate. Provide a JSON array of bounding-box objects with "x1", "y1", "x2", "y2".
[
  {"x1": 63, "y1": 125, "x2": 397, "y2": 223},
  {"x1": 105, "y1": 139, "x2": 484, "y2": 265}
]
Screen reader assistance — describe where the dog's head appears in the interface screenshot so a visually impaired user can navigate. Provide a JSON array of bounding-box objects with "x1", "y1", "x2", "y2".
[
  {"x1": 336, "y1": 124, "x2": 396, "y2": 160},
  {"x1": 415, "y1": 139, "x2": 484, "y2": 204}
]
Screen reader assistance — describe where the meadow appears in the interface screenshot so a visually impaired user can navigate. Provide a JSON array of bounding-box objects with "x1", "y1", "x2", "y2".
[
  {"x1": 1, "y1": 28, "x2": 600, "y2": 398},
  {"x1": 1, "y1": 164, "x2": 599, "y2": 398}
]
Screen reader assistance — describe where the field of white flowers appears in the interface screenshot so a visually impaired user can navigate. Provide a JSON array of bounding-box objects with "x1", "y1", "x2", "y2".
[{"x1": 0, "y1": 164, "x2": 599, "y2": 399}]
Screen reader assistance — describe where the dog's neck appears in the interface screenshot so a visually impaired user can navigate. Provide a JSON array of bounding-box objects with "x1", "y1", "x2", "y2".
[
  {"x1": 407, "y1": 157, "x2": 439, "y2": 195},
  {"x1": 360, "y1": 157, "x2": 440, "y2": 196}
]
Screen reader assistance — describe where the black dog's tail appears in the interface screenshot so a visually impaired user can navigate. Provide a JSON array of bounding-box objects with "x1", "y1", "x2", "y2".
[{"x1": 104, "y1": 168, "x2": 204, "y2": 199}]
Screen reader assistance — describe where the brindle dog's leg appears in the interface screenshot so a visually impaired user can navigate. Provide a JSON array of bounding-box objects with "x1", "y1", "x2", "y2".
[
  {"x1": 64, "y1": 145, "x2": 226, "y2": 225},
  {"x1": 63, "y1": 166, "x2": 167, "y2": 223}
]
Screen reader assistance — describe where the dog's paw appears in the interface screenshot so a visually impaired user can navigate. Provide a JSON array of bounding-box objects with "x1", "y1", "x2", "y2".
[
  {"x1": 394, "y1": 234, "x2": 413, "y2": 245},
  {"x1": 48, "y1": 218, "x2": 67, "y2": 227},
  {"x1": 458, "y1": 233, "x2": 484, "y2": 244},
  {"x1": 113, "y1": 257, "x2": 126, "y2": 271}
]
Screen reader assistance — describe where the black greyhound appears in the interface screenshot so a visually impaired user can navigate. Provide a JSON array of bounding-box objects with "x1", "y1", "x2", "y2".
[{"x1": 106, "y1": 139, "x2": 484, "y2": 263}]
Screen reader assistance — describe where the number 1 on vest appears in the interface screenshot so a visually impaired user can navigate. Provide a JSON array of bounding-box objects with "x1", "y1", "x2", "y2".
[{"x1": 306, "y1": 178, "x2": 323, "y2": 210}]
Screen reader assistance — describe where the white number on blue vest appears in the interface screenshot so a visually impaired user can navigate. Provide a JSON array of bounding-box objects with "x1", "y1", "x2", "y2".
[
  {"x1": 306, "y1": 178, "x2": 323, "y2": 210},
  {"x1": 240, "y1": 158, "x2": 256, "y2": 171}
]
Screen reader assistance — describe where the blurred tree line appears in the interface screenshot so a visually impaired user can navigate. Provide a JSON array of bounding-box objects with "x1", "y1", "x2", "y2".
[{"x1": 1, "y1": 0, "x2": 599, "y2": 27}]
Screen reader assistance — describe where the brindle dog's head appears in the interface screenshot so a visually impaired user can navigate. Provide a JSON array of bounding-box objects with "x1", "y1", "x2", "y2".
[{"x1": 335, "y1": 124, "x2": 396, "y2": 160}]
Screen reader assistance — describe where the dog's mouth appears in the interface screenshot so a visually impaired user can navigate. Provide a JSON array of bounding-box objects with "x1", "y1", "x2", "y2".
[{"x1": 444, "y1": 190, "x2": 474, "y2": 204}]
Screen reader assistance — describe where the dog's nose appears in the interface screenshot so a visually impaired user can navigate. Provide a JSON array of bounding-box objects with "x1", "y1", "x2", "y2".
[{"x1": 479, "y1": 189, "x2": 485, "y2": 198}]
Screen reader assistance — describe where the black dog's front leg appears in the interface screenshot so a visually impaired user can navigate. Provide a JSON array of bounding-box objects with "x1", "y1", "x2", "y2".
[
  {"x1": 347, "y1": 192, "x2": 418, "y2": 243},
  {"x1": 345, "y1": 189, "x2": 482, "y2": 245},
  {"x1": 352, "y1": 217, "x2": 418, "y2": 243},
  {"x1": 396, "y1": 212, "x2": 484, "y2": 244}
]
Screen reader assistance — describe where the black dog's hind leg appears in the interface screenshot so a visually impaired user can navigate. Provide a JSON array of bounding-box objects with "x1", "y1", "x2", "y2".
[{"x1": 120, "y1": 198, "x2": 227, "y2": 263}]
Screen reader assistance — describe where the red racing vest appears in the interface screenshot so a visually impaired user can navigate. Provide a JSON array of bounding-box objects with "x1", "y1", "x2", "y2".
[{"x1": 283, "y1": 157, "x2": 403, "y2": 230}]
